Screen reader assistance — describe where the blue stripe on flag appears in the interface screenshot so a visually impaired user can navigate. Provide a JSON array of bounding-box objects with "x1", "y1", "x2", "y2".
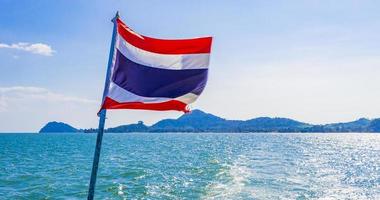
[{"x1": 112, "y1": 50, "x2": 208, "y2": 98}]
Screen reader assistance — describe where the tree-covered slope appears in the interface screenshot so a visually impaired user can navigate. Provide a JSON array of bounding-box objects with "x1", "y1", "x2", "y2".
[{"x1": 39, "y1": 121, "x2": 78, "y2": 133}]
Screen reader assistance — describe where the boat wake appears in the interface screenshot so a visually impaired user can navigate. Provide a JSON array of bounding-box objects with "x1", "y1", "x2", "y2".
[{"x1": 202, "y1": 155, "x2": 255, "y2": 199}]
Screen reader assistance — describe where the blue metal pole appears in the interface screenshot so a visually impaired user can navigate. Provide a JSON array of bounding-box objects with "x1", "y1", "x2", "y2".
[{"x1": 87, "y1": 11, "x2": 119, "y2": 200}]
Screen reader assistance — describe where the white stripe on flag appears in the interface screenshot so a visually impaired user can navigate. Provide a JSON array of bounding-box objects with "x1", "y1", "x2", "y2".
[
  {"x1": 107, "y1": 82, "x2": 199, "y2": 104},
  {"x1": 115, "y1": 35, "x2": 210, "y2": 70}
]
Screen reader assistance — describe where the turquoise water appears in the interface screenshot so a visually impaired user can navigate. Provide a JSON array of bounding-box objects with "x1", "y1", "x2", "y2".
[{"x1": 0, "y1": 133, "x2": 380, "y2": 199}]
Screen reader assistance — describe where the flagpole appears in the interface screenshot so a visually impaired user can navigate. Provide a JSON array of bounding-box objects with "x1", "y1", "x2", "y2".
[{"x1": 87, "y1": 11, "x2": 119, "y2": 200}]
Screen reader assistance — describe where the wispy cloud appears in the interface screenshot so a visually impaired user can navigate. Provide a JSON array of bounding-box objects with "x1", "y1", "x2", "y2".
[
  {"x1": 0, "y1": 96, "x2": 6, "y2": 112},
  {"x1": 0, "y1": 42, "x2": 55, "y2": 56},
  {"x1": 0, "y1": 86, "x2": 97, "y2": 112}
]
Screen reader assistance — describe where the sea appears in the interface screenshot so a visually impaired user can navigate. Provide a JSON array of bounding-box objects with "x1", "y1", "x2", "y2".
[{"x1": 0, "y1": 133, "x2": 379, "y2": 200}]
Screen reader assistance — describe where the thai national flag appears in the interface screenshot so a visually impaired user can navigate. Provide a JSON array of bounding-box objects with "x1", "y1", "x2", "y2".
[{"x1": 101, "y1": 18, "x2": 212, "y2": 112}]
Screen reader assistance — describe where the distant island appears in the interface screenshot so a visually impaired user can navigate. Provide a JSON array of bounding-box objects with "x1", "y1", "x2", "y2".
[{"x1": 39, "y1": 109, "x2": 380, "y2": 133}]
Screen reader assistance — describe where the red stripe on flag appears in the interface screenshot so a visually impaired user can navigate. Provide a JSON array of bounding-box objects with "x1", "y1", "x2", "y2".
[
  {"x1": 101, "y1": 97, "x2": 190, "y2": 113},
  {"x1": 117, "y1": 18, "x2": 212, "y2": 55}
]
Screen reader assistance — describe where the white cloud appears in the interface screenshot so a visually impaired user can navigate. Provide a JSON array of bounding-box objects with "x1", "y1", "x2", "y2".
[
  {"x1": 0, "y1": 96, "x2": 6, "y2": 112},
  {"x1": 0, "y1": 42, "x2": 55, "y2": 56},
  {"x1": 0, "y1": 86, "x2": 100, "y2": 132},
  {"x1": 0, "y1": 86, "x2": 97, "y2": 112}
]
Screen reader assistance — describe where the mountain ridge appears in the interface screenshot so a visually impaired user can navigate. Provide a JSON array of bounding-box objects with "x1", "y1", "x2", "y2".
[
  {"x1": 39, "y1": 110, "x2": 380, "y2": 133},
  {"x1": 39, "y1": 121, "x2": 79, "y2": 133}
]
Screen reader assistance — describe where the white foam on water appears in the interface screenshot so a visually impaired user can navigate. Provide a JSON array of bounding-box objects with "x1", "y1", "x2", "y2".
[
  {"x1": 202, "y1": 155, "x2": 255, "y2": 199},
  {"x1": 118, "y1": 184, "x2": 124, "y2": 195},
  {"x1": 145, "y1": 182, "x2": 178, "y2": 199},
  {"x1": 115, "y1": 183, "x2": 127, "y2": 200}
]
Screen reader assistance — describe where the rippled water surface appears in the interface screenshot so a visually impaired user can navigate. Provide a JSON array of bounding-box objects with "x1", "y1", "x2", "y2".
[{"x1": 1, "y1": 133, "x2": 380, "y2": 199}]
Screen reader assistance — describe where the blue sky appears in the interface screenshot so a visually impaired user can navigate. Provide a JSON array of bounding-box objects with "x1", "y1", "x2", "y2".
[{"x1": 1, "y1": 0, "x2": 380, "y2": 132}]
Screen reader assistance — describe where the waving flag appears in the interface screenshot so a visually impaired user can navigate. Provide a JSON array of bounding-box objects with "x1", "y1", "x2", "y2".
[
  {"x1": 89, "y1": 14, "x2": 213, "y2": 200},
  {"x1": 100, "y1": 18, "x2": 212, "y2": 112}
]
